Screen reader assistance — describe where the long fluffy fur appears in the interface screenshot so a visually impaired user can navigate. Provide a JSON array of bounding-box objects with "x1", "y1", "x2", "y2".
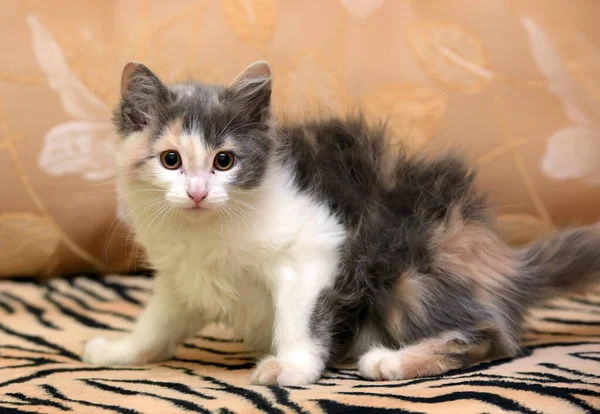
[{"x1": 82, "y1": 61, "x2": 600, "y2": 385}]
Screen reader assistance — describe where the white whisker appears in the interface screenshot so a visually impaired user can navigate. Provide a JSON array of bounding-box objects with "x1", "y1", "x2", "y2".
[{"x1": 104, "y1": 197, "x2": 165, "y2": 257}]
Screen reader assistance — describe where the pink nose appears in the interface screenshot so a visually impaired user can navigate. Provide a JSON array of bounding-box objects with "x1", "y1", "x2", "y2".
[{"x1": 187, "y1": 189, "x2": 208, "y2": 203}]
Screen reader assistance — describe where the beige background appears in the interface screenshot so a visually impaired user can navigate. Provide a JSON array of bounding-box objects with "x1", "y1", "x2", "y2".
[{"x1": 1, "y1": 0, "x2": 599, "y2": 277}]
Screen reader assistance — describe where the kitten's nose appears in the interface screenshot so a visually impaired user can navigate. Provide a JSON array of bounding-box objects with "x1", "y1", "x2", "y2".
[
  {"x1": 187, "y1": 174, "x2": 209, "y2": 204},
  {"x1": 187, "y1": 188, "x2": 208, "y2": 204}
]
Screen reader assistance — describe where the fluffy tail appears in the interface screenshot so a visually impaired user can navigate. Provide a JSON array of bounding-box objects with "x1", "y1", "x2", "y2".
[{"x1": 518, "y1": 225, "x2": 600, "y2": 303}]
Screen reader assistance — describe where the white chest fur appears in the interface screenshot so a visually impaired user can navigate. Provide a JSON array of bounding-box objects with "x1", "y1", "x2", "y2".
[
  {"x1": 122, "y1": 168, "x2": 347, "y2": 352},
  {"x1": 147, "y1": 231, "x2": 277, "y2": 350}
]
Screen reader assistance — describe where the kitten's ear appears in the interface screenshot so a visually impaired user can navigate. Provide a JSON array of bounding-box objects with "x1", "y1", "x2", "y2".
[
  {"x1": 229, "y1": 61, "x2": 272, "y2": 122},
  {"x1": 114, "y1": 61, "x2": 170, "y2": 136}
]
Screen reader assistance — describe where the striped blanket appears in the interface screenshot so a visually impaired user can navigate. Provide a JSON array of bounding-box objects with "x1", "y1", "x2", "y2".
[{"x1": 0, "y1": 275, "x2": 599, "y2": 413}]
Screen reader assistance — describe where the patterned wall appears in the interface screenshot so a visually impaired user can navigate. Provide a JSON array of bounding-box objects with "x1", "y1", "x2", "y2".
[{"x1": 1, "y1": 0, "x2": 599, "y2": 276}]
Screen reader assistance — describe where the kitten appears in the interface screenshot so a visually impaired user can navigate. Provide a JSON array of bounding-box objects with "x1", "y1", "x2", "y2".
[{"x1": 83, "y1": 60, "x2": 600, "y2": 385}]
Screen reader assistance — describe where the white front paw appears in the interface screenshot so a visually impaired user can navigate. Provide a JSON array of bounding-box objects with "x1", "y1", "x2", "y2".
[
  {"x1": 83, "y1": 337, "x2": 116, "y2": 365},
  {"x1": 251, "y1": 355, "x2": 323, "y2": 386},
  {"x1": 82, "y1": 337, "x2": 140, "y2": 366}
]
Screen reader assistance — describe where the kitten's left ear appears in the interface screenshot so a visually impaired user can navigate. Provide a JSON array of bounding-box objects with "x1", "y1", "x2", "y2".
[{"x1": 229, "y1": 61, "x2": 272, "y2": 121}]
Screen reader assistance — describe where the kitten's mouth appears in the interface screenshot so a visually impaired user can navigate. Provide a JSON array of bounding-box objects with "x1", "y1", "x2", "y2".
[
  {"x1": 181, "y1": 205, "x2": 215, "y2": 217},
  {"x1": 184, "y1": 206, "x2": 206, "y2": 212}
]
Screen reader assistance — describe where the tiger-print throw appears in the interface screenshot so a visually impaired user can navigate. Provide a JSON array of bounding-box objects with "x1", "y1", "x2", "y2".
[{"x1": 0, "y1": 275, "x2": 599, "y2": 413}]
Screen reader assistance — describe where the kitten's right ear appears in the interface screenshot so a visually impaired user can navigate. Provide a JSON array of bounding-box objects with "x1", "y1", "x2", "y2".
[
  {"x1": 114, "y1": 61, "x2": 169, "y2": 136},
  {"x1": 228, "y1": 61, "x2": 272, "y2": 123}
]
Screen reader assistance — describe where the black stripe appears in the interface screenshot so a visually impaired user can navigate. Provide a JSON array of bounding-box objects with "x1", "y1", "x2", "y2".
[
  {"x1": 525, "y1": 341, "x2": 600, "y2": 351},
  {"x1": 453, "y1": 372, "x2": 563, "y2": 385},
  {"x1": 0, "y1": 367, "x2": 146, "y2": 388},
  {"x1": 317, "y1": 399, "x2": 423, "y2": 413},
  {"x1": 0, "y1": 292, "x2": 59, "y2": 330},
  {"x1": 326, "y1": 367, "x2": 365, "y2": 380},
  {"x1": 570, "y1": 351, "x2": 600, "y2": 363},
  {"x1": 0, "y1": 405, "x2": 38, "y2": 414},
  {"x1": 5, "y1": 393, "x2": 70, "y2": 411},
  {"x1": 537, "y1": 304, "x2": 600, "y2": 315},
  {"x1": 82, "y1": 379, "x2": 210, "y2": 413},
  {"x1": 67, "y1": 278, "x2": 109, "y2": 302},
  {"x1": 567, "y1": 297, "x2": 600, "y2": 307},
  {"x1": 163, "y1": 365, "x2": 285, "y2": 414},
  {"x1": 94, "y1": 378, "x2": 216, "y2": 400},
  {"x1": 430, "y1": 379, "x2": 600, "y2": 412},
  {"x1": 171, "y1": 357, "x2": 255, "y2": 370},
  {"x1": 525, "y1": 328, "x2": 595, "y2": 337},
  {"x1": 541, "y1": 318, "x2": 600, "y2": 326},
  {"x1": 224, "y1": 356, "x2": 256, "y2": 362},
  {"x1": 41, "y1": 384, "x2": 140, "y2": 414},
  {"x1": 0, "y1": 299, "x2": 14, "y2": 314},
  {"x1": 517, "y1": 371, "x2": 600, "y2": 385},
  {"x1": 0, "y1": 322, "x2": 78, "y2": 360},
  {"x1": 0, "y1": 345, "x2": 54, "y2": 355},
  {"x1": 0, "y1": 355, "x2": 57, "y2": 370},
  {"x1": 337, "y1": 391, "x2": 537, "y2": 414},
  {"x1": 87, "y1": 279, "x2": 145, "y2": 306},
  {"x1": 43, "y1": 292, "x2": 127, "y2": 332},
  {"x1": 539, "y1": 362, "x2": 600, "y2": 379},
  {"x1": 46, "y1": 284, "x2": 135, "y2": 322},
  {"x1": 268, "y1": 386, "x2": 309, "y2": 414}
]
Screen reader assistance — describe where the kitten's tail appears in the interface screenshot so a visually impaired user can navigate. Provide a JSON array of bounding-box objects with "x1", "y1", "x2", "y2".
[{"x1": 518, "y1": 224, "x2": 600, "y2": 303}]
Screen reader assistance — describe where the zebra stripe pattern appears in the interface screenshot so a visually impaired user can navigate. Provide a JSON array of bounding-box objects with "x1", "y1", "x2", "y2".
[{"x1": 0, "y1": 275, "x2": 599, "y2": 413}]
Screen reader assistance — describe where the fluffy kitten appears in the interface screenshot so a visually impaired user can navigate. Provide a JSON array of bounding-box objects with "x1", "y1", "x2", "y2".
[{"x1": 83, "y1": 60, "x2": 600, "y2": 385}]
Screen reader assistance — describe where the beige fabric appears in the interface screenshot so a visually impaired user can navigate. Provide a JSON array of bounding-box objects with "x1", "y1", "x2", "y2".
[{"x1": 1, "y1": 0, "x2": 599, "y2": 276}]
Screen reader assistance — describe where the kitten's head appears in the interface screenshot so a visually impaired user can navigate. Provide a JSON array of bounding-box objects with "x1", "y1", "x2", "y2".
[{"x1": 114, "y1": 61, "x2": 273, "y2": 220}]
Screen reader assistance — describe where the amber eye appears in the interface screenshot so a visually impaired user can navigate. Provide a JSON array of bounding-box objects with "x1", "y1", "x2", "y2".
[
  {"x1": 160, "y1": 151, "x2": 181, "y2": 169},
  {"x1": 214, "y1": 152, "x2": 235, "y2": 171}
]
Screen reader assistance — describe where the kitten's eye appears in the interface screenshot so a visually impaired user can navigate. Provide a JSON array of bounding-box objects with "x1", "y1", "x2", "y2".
[
  {"x1": 160, "y1": 151, "x2": 181, "y2": 169},
  {"x1": 214, "y1": 152, "x2": 235, "y2": 171}
]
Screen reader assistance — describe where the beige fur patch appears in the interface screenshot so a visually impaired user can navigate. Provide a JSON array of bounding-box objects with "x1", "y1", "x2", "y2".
[
  {"x1": 397, "y1": 331, "x2": 482, "y2": 379},
  {"x1": 432, "y1": 208, "x2": 517, "y2": 291},
  {"x1": 153, "y1": 118, "x2": 184, "y2": 154},
  {"x1": 152, "y1": 118, "x2": 211, "y2": 170},
  {"x1": 389, "y1": 269, "x2": 429, "y2": 337}
]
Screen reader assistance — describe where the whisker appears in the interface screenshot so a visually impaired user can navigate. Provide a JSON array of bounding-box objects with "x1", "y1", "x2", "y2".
[
  {"x1": 143, "y1": 203, "x2": 172, "y2": 242},
  {"x1": 104, "y1": 198, "x2": 165, "y2": 257},
  {"x1": 151, "y1": 203, "x2": 177, "y2": 241},
  {"x1": 216, "y1": 108, "x2": 245, "y2": 142},
  {"x1": 221, "y1": 203, "x2": 246, "y2": 234},
  {"x1": 228, "y1": 198, "x2": 260, "y2": 213},
  {"x1": 110, "y1": 188, "x2": 167, "y2": 205}
]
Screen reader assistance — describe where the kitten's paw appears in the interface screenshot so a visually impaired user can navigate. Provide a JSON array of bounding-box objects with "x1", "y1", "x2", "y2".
[
  {"x1": 83, "y1": 337, "x2": 121, "y2": 365},
  {"x1": 358, "y1": 347, "x2": 404, "y2": 381},
  {"x1": 251, "y1": 355, "x2": 323, "y2": 386},
  {"x1": 82, "y1": 337, "x2": 161, "y2": 366}
]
